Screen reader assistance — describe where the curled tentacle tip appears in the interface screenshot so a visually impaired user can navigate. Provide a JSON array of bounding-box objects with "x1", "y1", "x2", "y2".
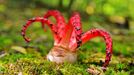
[
  {"x1": 24, "y1": 38, "x2": 31, "y2": 43},
  {"x1": 21, "y1": 32, "x2": 25, "y2": 36},
  {"x1": 101, "y1": 67, "x2": 106, "y2": 72}
]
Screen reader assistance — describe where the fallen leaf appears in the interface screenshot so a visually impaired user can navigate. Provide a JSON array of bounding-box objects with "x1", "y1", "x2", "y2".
[{"x1": 11, "y1": 46, "x2": 27, "y2": 54}]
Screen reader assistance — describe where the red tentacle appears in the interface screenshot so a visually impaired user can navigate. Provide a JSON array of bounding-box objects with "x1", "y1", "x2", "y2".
[
  {"x1": 68, "y1": 12, "x2": 82, "y2": 51},
  {"x1": 44, "y1": 10, "x2": 66, "y2": 39},
  {"x1": 82, "y1": 29, "x2": 112, "y2": 70},
  {"x1": 21, "y1": 17, "x2": 59, "y2": 44},
  {"x1": 59, "y1": 23, "x2": 74, "y2": 48}
]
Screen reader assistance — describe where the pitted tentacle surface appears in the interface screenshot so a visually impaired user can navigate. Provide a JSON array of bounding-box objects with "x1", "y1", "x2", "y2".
[
  {"x1": 68, "y1": 13, "x2": 82, "y2": 51},
  {"x1": 82, "y1": 29, "x2": 112, "y2": 69},
  {"x1": 21, "y1": 17, "x2": 59, "y2": 43},
  {"x1": 44, "y1": 10, "x2": 66, "y2": 44}
]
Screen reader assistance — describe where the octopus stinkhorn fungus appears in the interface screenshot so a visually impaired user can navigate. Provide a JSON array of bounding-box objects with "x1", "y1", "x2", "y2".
[{"x1": 21, "y1": 10, "x2": 112, "y2": 71}]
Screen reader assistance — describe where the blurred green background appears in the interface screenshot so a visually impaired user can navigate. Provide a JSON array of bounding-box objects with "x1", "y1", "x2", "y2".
[{"x1": 0, "y1": 0, "x2": 134, "y2": 75}]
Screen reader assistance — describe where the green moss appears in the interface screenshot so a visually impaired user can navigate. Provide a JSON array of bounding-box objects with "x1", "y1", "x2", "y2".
[
  {"x1": 0, "y1": 50, "x2": 132, "y2": 75},
  {"x1": 105, "y1": 68, "x2": 130, "y2": 75},
  {"x1": 0, "y1": 53, "x2": 38, "y2": 64},
  {"x1": 2, "y1": 58, "x2": 89, "y2": 75},
  {"x1": 0, "y1": 62, "x2": 6, "y2": 74}
]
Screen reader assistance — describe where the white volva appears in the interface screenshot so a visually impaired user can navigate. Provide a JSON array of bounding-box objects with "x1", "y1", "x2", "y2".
[{"x1": 47, "y1": 46, "x2": 77, "y2": 63}]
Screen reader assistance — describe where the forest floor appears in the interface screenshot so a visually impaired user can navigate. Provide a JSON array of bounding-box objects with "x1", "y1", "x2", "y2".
[{"x1": 0, "y1": 9, "x2": 134, "y2": 75}]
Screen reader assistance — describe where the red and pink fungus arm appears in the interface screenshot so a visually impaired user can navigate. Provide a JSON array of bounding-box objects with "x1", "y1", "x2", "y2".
[{"x1": 21, "y1": 10, "x2": 113, "y2": 71}]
